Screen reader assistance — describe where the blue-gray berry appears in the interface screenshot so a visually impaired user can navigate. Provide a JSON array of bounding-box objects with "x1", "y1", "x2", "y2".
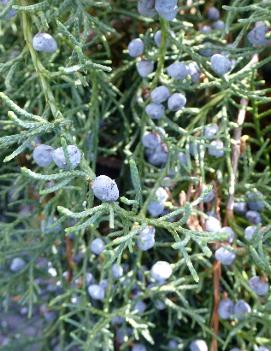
[
  {"x1": 142, "y1": 132, "x2": 161, "y2": 149},
  {"x1": 147, "y1": 143, "x2": 168, "y2": 167},
  {"x1": 247, "y1": 22, "x2": 271, "y2": 47},
  {"x1": 204, "y1": 124, "x2": 219, "y2": 139},
  {"x1": 205, "y1": 216, "x2": 221, "y2": 232},
  {"x1": 52, "y1": 145, "x2": 81, "y2": 169},
  {"x1": 145, "y1": 103, "x2": 165, "y2": 119},
  {"x1": 167, "y1": 93, "x2": 186, "y2": 111},
  {"x1": 200, "y1": 25, "x2": 212, "y2": 34},
  {"x1": 203, "y1": 189, "x2": 215, "y2": 203},
  {"x1": 248, "y1": 276, "x2": 269, "y2": 296},
  {"x1": 187, "y1": 61, "x2": 201, "y2": 83},
  {"x1": 212, "y1": 20, "x2": 225, "y2": 30},
  {"x1": 128, "y1": 38, "x2": 144, "y2": 57},
  {"x1": 168, "y1": 340, "x2": 178, "y2": 349},
  {"x1": 112, "y1": 263, "x2": 124, "y2": 279},
  {"x1": 246, "y1": 210, "x2": 261, "y2": 225},
  {"x1": 178, "y1": 151, "x2": 188, "y2": 167},
  {"x1": 151, "y1": 85, "x2": 170, "y2": 103},
  {"x1": 137, "y1": 0, "x2": 156, "y2": 17},
  {"x1": 167, "y1": 62, "x2": 188, "y2": 80},
  {"x1": 155, "y1": 0, "x2": 178, "y2": 21},
  {"x1": 233, "y1": 201, "x2": 247, "y2": 215},
  {"x1": 147, "y1": 201, "x2": 164, "y2": 217},
  {"x1": 211, "y1": 54, "x2": 232, "y2": 76},
  {"x1": 1, "y1": 0, "x2": 16, "y2": 18},
  {"x1": 132, "y1": 344, "x2": 147, "y2": 351},
  {"x1": 32, "y1": 33, "x2": 58, "y2": 53},
  {"x1": 190, "y1": 340, "x2": 208, "y2": 351},
  {"x1": 137, "y1": 226, "x2": 155, "y2": 251},
  {"x1": 220, "y1": 226, "x2": 236, "y2": 244},
  {"x1": 208, "y1": 140, "x2": 224, "y2": 158},
  {"x1": 234, "y1": 299, "x2": 251, "y2": 319},
  {"x1": 10, "y1": 257, "x2": 26, "y2": 272},
  {"x1": 247, "y1": 191, "x2": 264, "y2": 211},
  {"x1": 133, "y1": 300, "x2": 147, "y2": 313},
  {"x1": 87, "y1": 284, "x2": 105, "y2": 301},
  {"x1": 215, "y1": 246, "x2": 236, "y2": 265},
  {"x1": 150, "y1": 260, "x2": 172, "y2": 283},
  {"x1": 218, "y1": 298, "x2": 234, "y2": 320},
  {"x1": 207, "y1": 7, "x2": 220, "y2": 21},
  {"x1": 33, "y1": 144, "x2": 54, "y2": 167},
  {"x1": 136, "y1": 60, "x2": 154, "y2": 77},
  {"x1": 244, "y1": 225, "x2": 257, "y2": 241},
  {"x1": 90, "y1": 238, "x2": 105, "y2": 255},
  {"x1": 92, "y1": 175, "x2": 119, "y2": 202},
  {"x1": 155, "y1": 187, "x2": 168, "y2": 203}
]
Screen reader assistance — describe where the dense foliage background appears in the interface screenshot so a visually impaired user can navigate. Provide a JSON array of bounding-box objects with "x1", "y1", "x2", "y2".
[{"x1": 0, "y1": 0, "x2": 271, "y2": 350}]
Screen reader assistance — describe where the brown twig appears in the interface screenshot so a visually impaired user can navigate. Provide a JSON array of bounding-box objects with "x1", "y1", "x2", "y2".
[
  {"x1": 225, "y1": 54, "x2": 259, "y2": 223},
  {"x1": 210, "y1": 260, "x2": 222, "y2": 351},
  {"x1": 65, "y1": 236, "x2": 74, "y2": 283}
]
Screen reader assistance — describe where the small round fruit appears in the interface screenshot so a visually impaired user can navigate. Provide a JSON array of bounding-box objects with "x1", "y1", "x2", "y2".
[
  {"x1": 136, "y1": 60, "x2": 154, "y2": 77},
  {"x1": 218, "y1": 298, "x2": 234, "y2": 320},
  {"x1": 151, "y1": 85, "x2": 170, "y2": 103},
  {"x1": 32, "y1": 33, "x2": 57, "y2": 53},
  {"x1": 52, "y1": 145, "x2": 81, "y2": 169},
  {"x1": 92, "y1": 175, "x2": 119, "y2": 202},
  {"x1": 167, "y1": 93, "x2": 186, "y2": 111},
  {"x1": 150, "y1": 260, "x2": 172, "y2": 283},
  {"x1": 210, "y1": 54, "x2": 232, "y2": 76},
  {"x1": 90, "y1": 238, "x2": 105, "y2": 255},
  {"x1": 215, "y1": 246, "x2": 236, "y2": 266},
  {"x1": 33, "y1": 144, "x2": 54, "y2": 167},
  {"x1": 248, "y1": 276, "x2": 269, "y2": 296},
  {"x1": 128, "y1": 38, "x2": 144, "y2": 57},
  {"x1": 145, "y1": 103, "x2": 165, "y2": 120}
]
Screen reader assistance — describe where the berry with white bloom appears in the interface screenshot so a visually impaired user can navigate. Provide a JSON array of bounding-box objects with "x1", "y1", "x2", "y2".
[
  {"x1": 137, "y1": 226, "x2": 155, "y2": 251},
  {"x1": 137, "y1": 0, "x2": 156, "y2": 17},
  {"x1": 167, "y1": 93, "x2": 186, "y2": 111},
  {"x1": 211, "y1": 54, "x2": 232, "y2": 76},
  {"x1": 246, "y1": 210, "x2": 261, "y2": 225},
  {"x1": 145, "y1": 103, "x2": 165, "y2": 120},
  {"x1": 244, "y1": 225, "x2": 257, "y2": 241},
  {"x1": 247, "y1": 22, "x2": 271, "y2": 47},
  {"x1": 212, "y1": 20, "x2": 225, "y2": 30},
  {"x1": 204, "y1": 124, "x2": 219, "y2": 140},
  {"x1": 215, "y1": 246, "x2": 236, "y2": 266},
  {"x1": 88, "y1": 284, "x2": 105, "y2": 301},
  {"x1": 208, "y1": 140, "x2": 224, "y2": 158},
  {"x1": 190, "y1": 339, "x2": 208, "y2": 351},
  {"x1": 136, "y1": 60, "x2": 154, "y2": 77},
  {"x1": 128, "y1": 38, "x2": 144, "y2": 57},
  {"x1": 32, "y1": 33, "x2": 57, "y2": 53},
  {"x1": 205, "y1": 216, "x2": 221, "y2": 232},
  {"x1": 147, "y1": 201, "x2": 164, "y2": 217},
  {"x1": 220, "y1": 226, "x2": 236, "y2": 243},
  {"x1": 233, "y1": 201, "x2": 247, "y2": 214},
  {"x1": 218, "y1": 298, "x2": 234, "y2": 320},
  {"x1": 207, "y1": 7, "x2": 220, "y2": 21},
  {"x1": 33, "y1": 144, "x2": 54, "y2": 167},
  {"x1": 10, "y1": 257, "x2": 26, "y2": 272},
  {"x1": 90, "y1": 238, "x2": 105, "y2": 255},
  {"x1": 234, "y1": 299, "x2": 251, "y2": 319},
  {"x1": 248, "y1": 276, "x2": 269, "y2": 296},
  {"x1": 151, "y1": 85, "x2": 170, "y2": 103},
  {"x1": 142, "y1": 132, "x2": 161, "y2": 149},
  {"x1": 247, "y1": 191, "x2": 264, "y2": 211},
  {"x1": 150, "y1": 260, "x2": 172, "y2": 283},
  {"x1": 133, "y1": 300, "x2": 147, "y2": 313},
  {"x1": 92, "y1": 175, "x2": 119, "y2": 202},
  {"x1": 187, "y1": 62, "x2": 201, "y2": 83},
  {"x1": 167, "y1": 62, "x2": 188, "y2": 80},
  {"x1": 52, "y1": 145, "x2": 81, "y2": 169},
  {"x1": 132, "y1": 344, "x2": 147, "y2": 351},
  {"x1": 112, "y1": 263, "x2": 124, "y2": 279}
]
